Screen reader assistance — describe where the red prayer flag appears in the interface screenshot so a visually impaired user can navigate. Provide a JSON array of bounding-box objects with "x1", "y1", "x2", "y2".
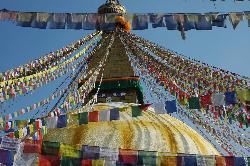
[
  {"x1": 7, "y1": 132, "x2": 14, "y2": 138},
  {"x1": 36, "y1": 120, "x2": 40, "y2": 129},
  {"x1": 88, "y1": 111, "x2": 99, "y2": 122},
  {"x1": 239, "y1": 121, "x2": 243, "y2": 129},
  {"x1": 201, "y1": 94, "x2": 212, "y2": 107},
  {"x1": 38, "y1": 155, "x2": 60, "y2": 166},
  {"x1": 225, "y1": 156, "x2": 235, "y2": 166},
  {"x1": 23, "y1": 141, "x2": 41, "y2": 154},
  {"x1": 119, "y1": 149, "x2": 138, "y2": 164},
  {"x1": 82, "y1": 159, "x2": 92, "y2": 166},
  {"x1": 139, "y1": 104, "x2": 151, "y2": 111}
]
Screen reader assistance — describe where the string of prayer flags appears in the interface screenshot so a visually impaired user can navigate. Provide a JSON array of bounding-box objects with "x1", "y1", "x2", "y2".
[
  {"x1": 2, "y1": 9, "x2": 250, "y2": 32},
  {"x1": 122, "y1": 31, "x2": 248, "y2": 136},
  {"x1": 0, "y1": 31, "x2": 99, "y2": 82}
]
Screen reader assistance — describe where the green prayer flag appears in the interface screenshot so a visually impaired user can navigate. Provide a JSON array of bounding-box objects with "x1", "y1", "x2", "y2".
[
  {"x1": 138, "y1": 151, "x2": 157, "y2": 166},
  {"x1": 42, "y1": 141, "x2": 60, "y2": 156},
  {"x1": 14, "y1": 131, "x2": 19, "y2": 138},
  {"x1": 60, "y1": 157, "x2": 82, "y2": 166},
  {"x1": 78, "y1": 112, "x2": 88, "y2": 125},
  {"x1": 236, "y1": 88, "x2": 250, "y2": 102},
  {"x1": 132, "y1": 106, "x2": 142, "y2": 117},
  {"x1": 189, "y1": 97, "x2": 201, "y2": 109}
]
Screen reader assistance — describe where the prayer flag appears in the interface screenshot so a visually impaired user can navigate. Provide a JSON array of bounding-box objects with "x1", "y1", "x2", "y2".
[
  {"x1": 110, "y1": 108, "x2": 120, "y2": 121},
  {"x1": 16, "y1": 12, "x2": 34, "y2": 27},
  {"x1": 41, "y1": 141, "x2": 60, "y2": 156},
  {"x1": 31, "y1": 12, "x2": 50, "y2": 29},
  {"x1": 67, "y1": 13, "x2": 83, "y2": 29},
  {"x1": 132, "y1": 106, "x2": 142, "y2": 117},
  {"x1": 212, "y1": 93, "x2": 225, "y2": 106},
  {"x1": 82, "y1": 13, "x2": 98, "y2": 30},
  {"x1": 138, "y1": 150, "x2": 157, "y2": 165},
  {"x1": 165, "y1": 100, "x2": 177, "y2": 113},
  {"x1": 60, "y1": 157, "x2": 82, "y2": 166},
  {"x1": 195, "y1": 15, "x2": 212, "y2": 30},
  {"x1": 149, "y1": 13, "x2": 166, "y2": 28},
  {"x1": 189, "y1": 97, "x2": 201, "y2": 109},
  {"x1": 201, "y1": 94, "x2": 212, "y2": 108},
  {"x1": 88, "y1": 111, "x2": 99, "y2": 122},
  {"x1": 56, "y1": 114, "x2": 67, "y2": 128},
  {"x1": 132, "y1": 14, "x2": 148, "y2": 30},
  {"x1": 99, "y1": 110, "x2": 110, "y2": 122},
  {"x1": 78, "y1": 112, "x2": 88, "y2": 125},
  {"x1": 165, "y1": 15, "x2": 177, "y2": 30},
  {"x1": 119, "y1": 149, "x2": 138, "y2": 165},
  {"x1": 82, "y1": 145, "x2": 100, "y2": 160},
  {"x1": 225, "y1": 91, "x2": 237, "y2": 105},
  {"x1": 48, "y1": 13, "x2": 66, "y2": 29}
]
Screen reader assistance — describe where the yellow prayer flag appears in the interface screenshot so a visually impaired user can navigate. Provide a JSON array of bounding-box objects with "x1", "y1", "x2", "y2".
[
  {"x1": 59, "y1": 144, "x2": 81, "y2": 158},
  {"x1": 92, "y1": 160, "x2": 105, "y2": 166}
]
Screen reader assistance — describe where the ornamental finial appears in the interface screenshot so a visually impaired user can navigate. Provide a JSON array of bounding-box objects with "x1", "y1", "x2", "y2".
[
  {"x1": 98, "y1": 0, "x2": 126, "y2": 14},
  {"x1": 106, "y1": 0, "x2": 120, "y2": 4}
]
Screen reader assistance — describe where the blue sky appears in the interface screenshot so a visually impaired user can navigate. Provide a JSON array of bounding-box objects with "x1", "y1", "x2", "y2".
[
  {"x1": 0, "y1": 0, "x2": 250, "y2": 76},
  {"x1": 0, "y1": 0, "x2": 250, "y2": 117}
]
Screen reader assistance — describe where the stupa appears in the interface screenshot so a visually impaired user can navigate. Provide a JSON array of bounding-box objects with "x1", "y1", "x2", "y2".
[{"x1": 44, "y1": 0, "x2": 220, "y2": 157}]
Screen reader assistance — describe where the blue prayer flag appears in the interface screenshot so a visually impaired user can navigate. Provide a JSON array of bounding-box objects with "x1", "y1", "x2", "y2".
[
  {"x1": 57, "y1": 114, "x2": 67, "y2": 128},
  {"x1": 184, "y1": 156, "x2": 197, "y2": 166},
  {"x1": 225, "y1": 91, "x2": 237, "y2": 105},
  {"x1": 165, "y1": 100, "x2": 177, "y2": 114},
  {"x1": 165, "y1": 15, "x2": 177, "y2": 30},
  {"x1": 110, "y1": 108, "x2": 120, "y2": 121},
  {"x1": 195, "y1": 15, "x2": 212, "y2": 30}
]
